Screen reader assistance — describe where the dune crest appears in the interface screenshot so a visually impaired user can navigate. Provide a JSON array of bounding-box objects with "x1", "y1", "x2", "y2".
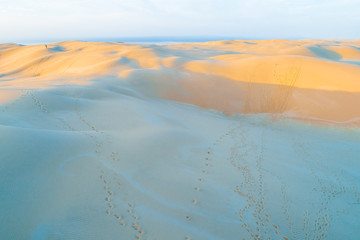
[{"x1": 1, "y1": 40, "x2": 360, "y2": 125}]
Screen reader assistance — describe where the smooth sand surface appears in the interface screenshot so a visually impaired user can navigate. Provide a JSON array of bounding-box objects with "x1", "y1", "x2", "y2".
[{"x1": 0, "y1": 40, "x2": 360, "y2": 240}]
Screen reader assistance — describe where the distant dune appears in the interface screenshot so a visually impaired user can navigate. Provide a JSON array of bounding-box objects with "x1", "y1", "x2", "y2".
[{"x1": 1, "y1": 39, "x2": 360, "y2": 125}]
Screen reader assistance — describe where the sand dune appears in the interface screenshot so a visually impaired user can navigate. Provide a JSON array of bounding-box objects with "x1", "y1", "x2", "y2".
[
  {"x1": 1, "y1": 40, "x2": 360, "y2": 240},
  {"x1": 1, "y1": 39, "x2": 360, "y2": 124}
]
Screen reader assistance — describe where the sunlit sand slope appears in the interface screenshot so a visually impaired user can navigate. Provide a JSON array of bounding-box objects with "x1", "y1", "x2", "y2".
[{"x1": 1, "y1": 39, "x2": 360, "y2": 124}]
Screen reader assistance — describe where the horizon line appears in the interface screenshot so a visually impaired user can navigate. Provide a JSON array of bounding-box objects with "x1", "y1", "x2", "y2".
[{"x1": 2, "y1": 36, "x2": 360, "y2": 46}]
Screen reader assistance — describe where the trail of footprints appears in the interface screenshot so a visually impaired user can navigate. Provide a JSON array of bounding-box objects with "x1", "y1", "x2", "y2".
[
  {"x1": 75, "y1": 101, "x2": 146, "y2": 240},
  {"x1": 185, "y1": 124, "x2": 237, "y2": 240},
  {"x1": 231, "y1": 125, "x2": 286, "y2": 240},
  {"x1": 188, "y1": 121, "x2": 294, "y2": 240},
  {"x1": 188, "y1": 123, "x2": 287, "y2": 240},
  {"x1": 290, "y1": 137, "x2": 341, "y2": 240},
  {"x1": 100, "y1": 170, "x2": 145, "y2": 239},
  {"x1": 27, "y1": 90, "x2": 146, "y2": 240},
  {"x1": 229, "y1": 120, "x2": 359, "y2": 240},
  {"x1": 191, "y1": 125, "x2": 235, "y2": 206}
]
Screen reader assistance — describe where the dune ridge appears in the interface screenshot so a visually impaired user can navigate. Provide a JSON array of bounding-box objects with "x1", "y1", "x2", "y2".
[{"x1": 1, "y1": 39, "x2": 360, "y2": 125}]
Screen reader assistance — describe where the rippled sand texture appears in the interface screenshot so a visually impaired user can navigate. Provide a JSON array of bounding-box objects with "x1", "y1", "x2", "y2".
[{"x1": 0, "y1": 40, "x2": 360, "y2": 240}]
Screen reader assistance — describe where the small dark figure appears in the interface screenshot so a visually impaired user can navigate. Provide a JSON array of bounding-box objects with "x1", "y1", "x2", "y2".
[{"x1": 45, "y1": 44, "x2": 47, "y2": 48}]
